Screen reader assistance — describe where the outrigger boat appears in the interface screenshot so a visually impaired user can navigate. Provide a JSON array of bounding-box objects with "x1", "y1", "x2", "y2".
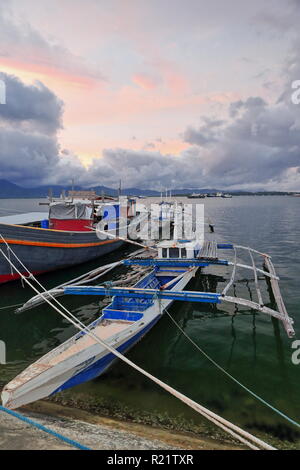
[
  {"x1": 0, "y1": 195, "x2": 146, "y2": 285},
  {"x1": 1, "y1": 237, "x2": 295, "y2": 410}
]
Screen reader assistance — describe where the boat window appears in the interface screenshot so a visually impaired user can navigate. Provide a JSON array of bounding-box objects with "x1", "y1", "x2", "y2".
[
  {"x1": 169, "y1": 248, "x2": 179, "y2": 258},
  {"x1": 162, "y1": 248, "x2": 168, "y2": 258},
  {"x1": 181, "y1": 248, "x2": 187, "y2": 258}
]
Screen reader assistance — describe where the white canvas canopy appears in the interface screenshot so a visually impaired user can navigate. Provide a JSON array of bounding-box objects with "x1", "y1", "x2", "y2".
[{"x1": 49, "y1": 202, "x2": 93, "y2": 220}]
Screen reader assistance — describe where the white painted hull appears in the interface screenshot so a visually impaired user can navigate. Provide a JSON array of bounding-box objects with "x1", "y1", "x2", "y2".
[{"x1": 2, "y1": 267, "x2": 197, "y2": 409}]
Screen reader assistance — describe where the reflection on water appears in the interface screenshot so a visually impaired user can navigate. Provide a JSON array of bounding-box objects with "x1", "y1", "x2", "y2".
[{"x1": 0, "y1": 196, "x2": 299, "y2": 442}]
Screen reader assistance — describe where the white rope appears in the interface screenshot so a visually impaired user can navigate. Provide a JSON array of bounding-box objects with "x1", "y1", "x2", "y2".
[
  {"x1": 0, "y1": 236, "x2": 94, "y2": 334},
  {"x1": 6, "y1": 244, "x2": 13, "y2": 276},
  {"x1": 0, "y1": 241, "x2": 275, "y2": 450},
  {"x1": 90, "y1": 227, "x2": 158, "y2": 252},
  {"x1": 164, "y1": 307, "x2": 299, "y2": 432}
]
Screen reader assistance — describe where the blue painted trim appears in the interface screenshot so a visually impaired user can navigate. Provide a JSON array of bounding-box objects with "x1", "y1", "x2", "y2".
[
  {"x1": 102, "y1": 310, "x2": 144, "y2": 321},
  {"x1": 51, "y1": 315, "x2": 162, "y2": 394},
  {"x1": 217, "y1": 243, "x2": 234, "y2": 249},
  {"x1": 64, "y1": 285, "x2": 221, "y2": 303},
  {"x1": 123, "y1": 259, "x2": 228, "y2": 267}
]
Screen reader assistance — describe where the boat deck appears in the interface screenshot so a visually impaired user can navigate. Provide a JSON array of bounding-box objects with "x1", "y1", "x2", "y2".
[
  {"x1": 48, "y1": 320, "x2": 133, "y2": 366},
  {"x1": 198, "y1": 241, "x2": 218, "y2": 259},
  {"x1": 0, "y1": 212, "x2": 48, "y2": 225}
]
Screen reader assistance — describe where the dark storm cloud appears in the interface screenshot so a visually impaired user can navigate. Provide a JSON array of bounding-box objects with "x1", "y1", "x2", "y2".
[
  {"x1": 0, "y1": 73, "x2": 63, "y2": 134},
  {"x1": 0, "y1": 73, "x2": 83, "y2": 186},
  {"x1": 84, "y1": 146, "x2": 213, "y2": 190},
  {"x1": 180, "y1": 89, "x2": 300, "y2": 189},
  {"x1": 0, "y1": 126, "x2": 60, "y2": 185},
  {"x1": 1, "y1": 62, "x2": 299, "y2": 190},
  {"x1": 1, "y1": 0, "x2": 300, "y2": 191},
  {"x1": 85, "y1": 49, "x2": 300, "y2": 191},
  {"x1": 183, "y1": 118, "x2": 225, "y2": 146}
]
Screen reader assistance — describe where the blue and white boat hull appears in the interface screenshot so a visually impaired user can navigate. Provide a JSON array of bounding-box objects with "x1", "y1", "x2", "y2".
[{"x1": 1, "y1": 266, "x2": 197, "y2": 409}]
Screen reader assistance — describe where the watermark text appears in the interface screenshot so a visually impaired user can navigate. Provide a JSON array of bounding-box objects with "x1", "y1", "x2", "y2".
[
  {"x1": 0, "y1": 79, "x2": 6, "y2": 104},
  {"x1": 291, "y1": 340, "x2": 300, "y2": 365},
  {"x1": 291, "y1": 80, "x2": 300, "y2": 104},
  {"x1": 0, "y1": 340, "x2": 6, "y2": 364}
]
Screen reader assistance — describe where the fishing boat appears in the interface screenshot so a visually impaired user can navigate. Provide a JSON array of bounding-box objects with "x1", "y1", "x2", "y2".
[
  {"x1": 0, "y1": 195, "x2": 139, "y2": 284},
  {"x1": 1, "y1": 239, "x2": 202, "y2": 409},
  {"x1": 1, "y1": 235, "x2": 295, "y2": 410}
]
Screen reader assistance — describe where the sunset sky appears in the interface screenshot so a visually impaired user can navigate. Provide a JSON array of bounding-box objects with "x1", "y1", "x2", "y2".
[{"x1": 0, "y1": 0, "x2": 299, "y2": 190}]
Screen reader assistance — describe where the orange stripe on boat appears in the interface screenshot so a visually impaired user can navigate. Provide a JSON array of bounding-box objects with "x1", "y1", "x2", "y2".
[{"x1": 0, "y1": 238, "x2": 119, "y2": 248}]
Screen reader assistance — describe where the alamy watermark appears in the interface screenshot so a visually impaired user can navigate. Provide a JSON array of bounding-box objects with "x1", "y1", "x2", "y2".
[
  {"x1": 0, "y1": 340, "x2": 6, "y2": 364},
  {"x1": 291, "y1": 80, "x2": 300, "y2": 104},
  {"x1": 95, "y1": 200, "x2": 205, "y2": 243},
  {"x1": 291, "y1": 340, "x2": 300, "y2": 365},
  {"x1": 0, "y1": 78, "x2": 6, "y2": 105}
]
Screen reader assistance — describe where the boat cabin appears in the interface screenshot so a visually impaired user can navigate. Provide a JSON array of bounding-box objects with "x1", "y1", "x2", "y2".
[
  {"x1": 49, "y1": 202, "x2": 94, "y2": 231},
  {"x1": 157, "y1": 239, "x2": 202, "y2": 259},
  {"x1": 47, "y1": 197, "x2": 137, "y2": 232}
]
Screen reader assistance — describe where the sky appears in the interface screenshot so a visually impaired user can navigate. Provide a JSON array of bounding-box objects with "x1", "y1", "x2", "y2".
[{"x1": 0, "y1": 0, "x2": 299, "y2": 190}]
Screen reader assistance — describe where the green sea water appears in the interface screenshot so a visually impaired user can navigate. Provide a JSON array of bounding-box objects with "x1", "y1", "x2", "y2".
[{"x1": 0, "y1": 196, "x2": 299, "y2": 445}]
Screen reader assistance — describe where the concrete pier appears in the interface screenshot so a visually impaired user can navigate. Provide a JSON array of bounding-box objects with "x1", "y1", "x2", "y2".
[{"x1": 0, "y1": 402, "x2": 243, "y2": 450}]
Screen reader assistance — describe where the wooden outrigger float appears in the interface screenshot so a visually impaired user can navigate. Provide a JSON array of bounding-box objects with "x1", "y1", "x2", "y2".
[{"x1": 1, "y1": 236, "x2": 295, "y2": 411}]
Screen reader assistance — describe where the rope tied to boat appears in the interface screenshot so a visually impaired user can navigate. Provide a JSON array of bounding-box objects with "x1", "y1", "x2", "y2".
[
  {"x1": 0, "y1": 240, "x2": 274, "y2": 450},
  {"x1": 164, "y1": 307, "x2": 300, "y2": 431},
  {"x1": 6, "y1": 244, "x2": 13, "y2": 277}
]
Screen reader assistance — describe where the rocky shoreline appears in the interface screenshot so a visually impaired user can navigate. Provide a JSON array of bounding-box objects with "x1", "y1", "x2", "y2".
[
  {"x1": 15, "y1": 401, "x2": 244, "y2": 450},
  {"x1": 1, "y1": 385, "x2": 298, "y2": 450}
]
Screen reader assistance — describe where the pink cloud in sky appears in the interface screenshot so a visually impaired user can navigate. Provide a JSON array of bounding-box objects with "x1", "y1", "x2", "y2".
[
  {"x1": 132, "y1": 73, "x2": 161, "y2": 90},
  {"x1": 152, "y1": 58, "x2": 190, "y2": 94},
  {"x1": 0, "y1": 58, "x2": 101, "y2": 89}
]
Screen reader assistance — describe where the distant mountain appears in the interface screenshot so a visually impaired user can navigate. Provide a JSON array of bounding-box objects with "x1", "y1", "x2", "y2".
[
  {"x1": 0, "y1": 180, "x2": 162, "y2": 198},
  {"x1": 0, "y1": 181, "x2": 222, "y2": 198},
  {"x1": 0, "y1": 180, "x2": 82, "y2": 198},
  {"x1": 0, "y1": 180, "x2": 296, "y2": 198}
]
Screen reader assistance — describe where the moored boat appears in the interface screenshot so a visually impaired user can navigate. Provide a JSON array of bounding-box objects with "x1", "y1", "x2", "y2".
[
  {"x1": 1, "y1": 239, "x2": 202, "y2": 409},
  {"x1": 0, "y1": 196, "x2": 138, "y2": 284},
  {"x1": 1, "y1": 234, "x2": 295, "y2": 410}
]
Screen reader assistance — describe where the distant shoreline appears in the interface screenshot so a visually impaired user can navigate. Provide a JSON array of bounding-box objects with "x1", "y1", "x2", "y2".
[{"x1": 0, "y1": 193, "x2": 299, "y2": 199}]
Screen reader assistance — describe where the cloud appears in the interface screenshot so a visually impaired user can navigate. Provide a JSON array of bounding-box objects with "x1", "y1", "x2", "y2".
[
  {"x1": 0, "y1": 5, "x2": 104, "y2": 87},
  {"x1": 1, "y1": 0, "x2": 300, "y2": 192},
  {"x1": 252, "y1": 0, "x2": 300, "y2": 35},
  {"x1": 181, "y1": 83, "x2": 300, "y2": 189},
  {"x1": 183, "y1": 117, "x2": 225, "y2": 146},
  {"x1": 82, "y1": 40, "x2": 300, "y2": 192},
  {"x1": 132, "y1": 73, "x2": 161, "y2": 90},
  {"x1": 1, "y1": 64, "x2": 299, "y2": 191},
  {"x1": 0, "y1": 72, "x2": 63, "y2": 133},
  {"x1": 0, "y1": 72, "x2": 81, "y2": 186},
  {"x1": 0, "y1": 126, "x2": 60, "y2": 186}
]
